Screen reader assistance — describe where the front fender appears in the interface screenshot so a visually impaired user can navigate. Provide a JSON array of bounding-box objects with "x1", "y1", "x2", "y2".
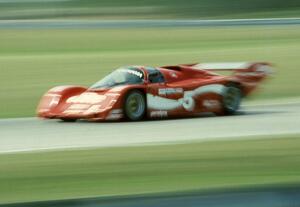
[
  {"x1": 37, "y1": 85, "x2": 87, "y2": 118},
  {"x1": 107, "y1": 84, "x2": 147, "y2": 102}
]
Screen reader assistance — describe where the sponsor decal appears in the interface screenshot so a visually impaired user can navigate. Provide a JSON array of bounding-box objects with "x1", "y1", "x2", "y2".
[
  {"x1": 68, "y1": 104, "x2": 89, "y2": 110},
  {"x1": 192, "y1": 84, "x2": 225, "y2": 96},
  {"x1": 158, "y1": 88, "x2": 183, "y2": 96},
  {"x1": 203, "y1": 100, "x2": 220, "y2": 109},
  {"x1": 67, "y1": 93, "x2": 106, "y2": 104},
  {"x1": 48, "y1": 95, "x2": 61, "y2": 108},
  {"x1": 108, "y1": 99, "x2": 117, "y2": 108},
  {"x1": 118, "y1": 69, "x2": 143, "y2": 78},
  {"x1": 105, "y1": 92, "x2": 121, "y2": 97},
  {"x1": 147, "y1": 94, "x2": 182, "y2": 110},
  {"x1": 170, "y1": 72, "x2": 178, "y2": 78},
  {"x1": 64, "y1": 104, "x2": 104, "y2": 115},
  {"x1": 106, "y1": 109, "x2": 123, "y2": 120},
  {"x1": 110, "y1": 109, "x2": 123, "y2": 114},
  {"x1": 63, "y1": 109, "x2": 83, "y2": 114},
  {"x1": 84, "y1": 105, "x2": 104, "y2": 114},
  {"x1": 148, "y1": 84, "x2": 226, "y2": 112},
  {"x1": 182, "y1": 96, "x2": 195, "y2": 111},
  {"x1": 106, "y1": 114, "x2": 123, "y2": 120},
  {"x1": 150, "y1": 111, "x2": 168, "y2": 118}
]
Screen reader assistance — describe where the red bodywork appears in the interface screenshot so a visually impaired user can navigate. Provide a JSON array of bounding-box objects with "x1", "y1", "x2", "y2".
[{"x1": 37, "y1": 62, "x2": 272, "y2": 121}]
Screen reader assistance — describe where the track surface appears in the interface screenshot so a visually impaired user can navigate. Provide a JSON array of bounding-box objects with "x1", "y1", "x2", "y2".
[
  {"x1": 2, "y1": 185, "x2": 300, "y2": 207},
  {"x1": 0, "y1": 103, "x2": 300, "y2": 153},
  {"x1": 0, "y1": 18, "x2": 300, "y2": 29}
]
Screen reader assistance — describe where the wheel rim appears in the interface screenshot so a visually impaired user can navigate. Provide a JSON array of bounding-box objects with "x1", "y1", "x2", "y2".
[
  {"x1": 126, "y1": 93, "x2": 145, "y2": 120},
  {"x1": 224, "y1": 87, "x2": 241, "y2": 111}
]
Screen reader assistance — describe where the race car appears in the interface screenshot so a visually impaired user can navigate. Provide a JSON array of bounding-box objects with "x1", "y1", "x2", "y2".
[{"x1": 37, "y1": 62, "x2": 272, "y2": 121}]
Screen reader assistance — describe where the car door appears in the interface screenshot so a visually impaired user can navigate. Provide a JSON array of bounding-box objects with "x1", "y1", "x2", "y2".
[
  {"x1": 147, "y1": 69, "x2": 167, "y2": 95},
  {"x1": 146, "y1": 69, "x2": 171, "y2": 118}
]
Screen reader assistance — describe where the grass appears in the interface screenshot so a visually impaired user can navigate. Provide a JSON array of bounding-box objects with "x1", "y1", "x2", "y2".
[
  {"x1": 0, "y1": 0, "x2": 299, "y2": 19},
  {"x1": 1, "y1": 26, "x2": 300, "y2": 118},
  {"x1": 0, "y1": 135, "x2": 300, "y2": 204}
]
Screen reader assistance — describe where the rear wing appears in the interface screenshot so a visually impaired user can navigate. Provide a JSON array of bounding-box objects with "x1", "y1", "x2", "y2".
[
  {"x1": 161, "y1": 62, "x2": 273, "y2": 76},
  {"x1": 183, "y1": 62, "x2": 272, "y2": 73},
  {"x1": 190, "y1": 62, "x2": 252, "y2": 70}
]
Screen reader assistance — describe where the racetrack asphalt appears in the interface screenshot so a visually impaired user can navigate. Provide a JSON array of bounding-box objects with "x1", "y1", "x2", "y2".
[
  {"x1": 2, "y1": 185, "x2": 300, "y2": 207},
  {"x1": 0, "y1": 102, "x2": 300, "y2": 154},
  {"x1": 0, "y1": 18, "x2": 300, "y2": 29}
]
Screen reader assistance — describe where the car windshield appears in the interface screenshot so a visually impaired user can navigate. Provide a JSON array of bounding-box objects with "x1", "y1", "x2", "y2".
[{"x1": 90, "y1": 67, "x2": 144, "y2": 89}]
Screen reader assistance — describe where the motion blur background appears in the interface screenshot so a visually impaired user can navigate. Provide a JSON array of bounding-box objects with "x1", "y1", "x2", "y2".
[
  {"x1": 1, "y1": 0, "x2": 300, "y2": 117},
  {"x1": 0, "y1": 0, "x2": 300, "y2": 19},
  {"x1": 0, "y1": 0, "x2": 300, "y2": 206}
]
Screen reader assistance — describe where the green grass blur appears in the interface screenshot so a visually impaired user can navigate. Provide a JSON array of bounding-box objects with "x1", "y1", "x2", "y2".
[
  {"x1": 0, "y1": 0, "x2": 299, "y2": 20},
  {"x1": 0, "y1": 135, "x2": 300, "y2": 204},
  {"x1": 1, "y1": 26, "x2": 300, "y2": 118}
]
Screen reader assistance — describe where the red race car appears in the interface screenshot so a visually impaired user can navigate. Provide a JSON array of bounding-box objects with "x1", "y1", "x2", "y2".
[{"x1": 37, "y1": 62, "x2": 272, "y2": 121}]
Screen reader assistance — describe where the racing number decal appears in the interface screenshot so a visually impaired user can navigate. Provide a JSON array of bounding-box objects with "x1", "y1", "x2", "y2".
[{"x1": 148, "y1": 84, "x2": 225, "y2": 112}]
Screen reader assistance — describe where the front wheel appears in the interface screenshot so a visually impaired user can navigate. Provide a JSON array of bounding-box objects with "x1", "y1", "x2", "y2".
[
  {"x1": 222, "y1": 85, "x2": 242, "y2": 115},
  {"x1": 124, "y1": 90, "x2": 146, "y2": 121},
  {"x1": 60, "y1": 118, "x2": 77, "y2": 122}
]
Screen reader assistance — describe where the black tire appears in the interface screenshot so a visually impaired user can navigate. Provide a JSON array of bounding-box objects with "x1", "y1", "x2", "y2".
[
  {"x1": 124, "y1": 90, "x2": 146, "y2": 121},
  {"x1": 60, "y1": 118, "x2": 77, "y2": 122},
  {"x1": 222, "y1": 85, "x2": 242, "y2": 115}
]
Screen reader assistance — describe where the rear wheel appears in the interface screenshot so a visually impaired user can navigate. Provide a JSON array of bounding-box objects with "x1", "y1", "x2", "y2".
[
  {"x1": 124, "y1": 90, "x2": 146, "y2": 121},
  {"x1": 222, "y1": 85, "x2": 242, "y2": 115}
]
